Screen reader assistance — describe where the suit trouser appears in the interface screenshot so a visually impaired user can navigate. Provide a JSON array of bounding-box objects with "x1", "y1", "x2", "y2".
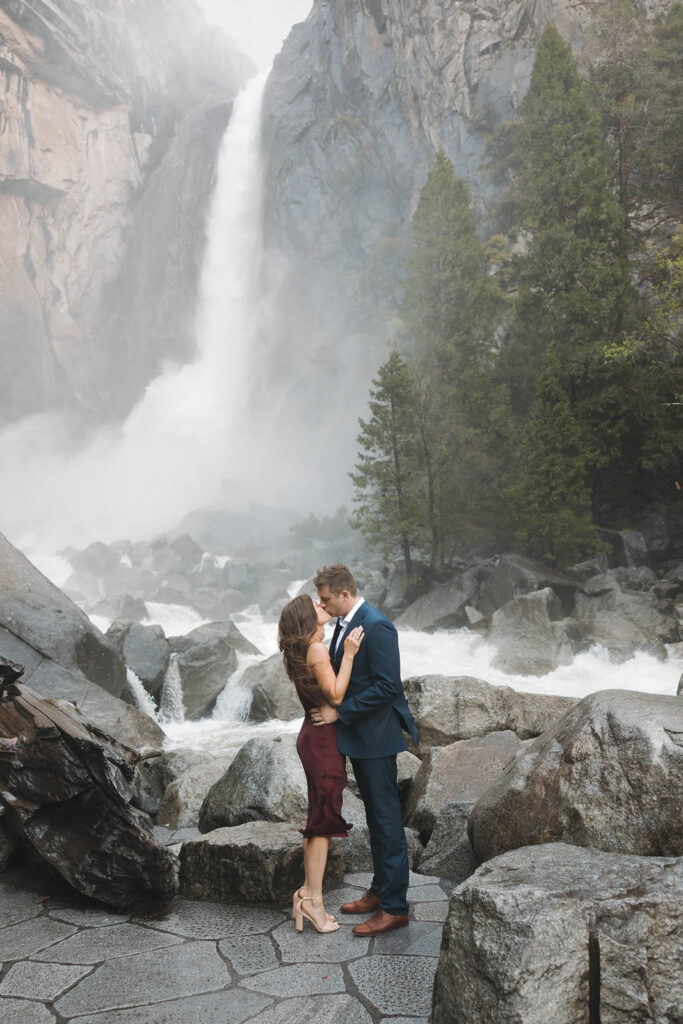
[{"x1": 351, "y1": 754, "x2": 409, "y2": 915}]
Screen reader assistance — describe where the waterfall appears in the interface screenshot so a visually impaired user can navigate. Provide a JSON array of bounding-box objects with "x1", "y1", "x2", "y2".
[
  {"x1": 0, "y1": 70, "x2": 273, "y2": 549},
  {"x1": 126, "y1": 668, "x2": 158, "y2": 718},
  {"x1": 158, "y1": 655, "x2": 186, "y2": 725}
]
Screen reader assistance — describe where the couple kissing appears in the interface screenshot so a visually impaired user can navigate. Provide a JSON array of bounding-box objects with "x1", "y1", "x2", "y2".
[{"x1": 278, "y1": 563, "x2": 419, "y2": 936}]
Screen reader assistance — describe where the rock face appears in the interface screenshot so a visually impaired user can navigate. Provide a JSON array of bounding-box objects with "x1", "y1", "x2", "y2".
[
  {"x1": 404, "y1": 675, "x2": 576, "y2": 753},
  {"x1": 432, "y1": 843, "x2": 683, "y2": 1024},
  {"x1": 260, "y1": 0, "x2": 595, "y2": 453},
  {"x1": 469, "y1": 690, "x2": 683, "y2": 862},
  {"x1": 0, "y1": 530, "x2": 125, "y2": 695},
  {"x1": 199, "y1": 734, "x2": 308, "y2": 833},
  {"x1": 0, "y1": 0, "x2": 250, "y2": 422}
]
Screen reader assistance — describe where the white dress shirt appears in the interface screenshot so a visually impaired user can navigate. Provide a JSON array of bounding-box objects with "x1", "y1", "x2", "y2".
[{"x1": 333, "y1": 597, "x2": 365, "y2": 654}]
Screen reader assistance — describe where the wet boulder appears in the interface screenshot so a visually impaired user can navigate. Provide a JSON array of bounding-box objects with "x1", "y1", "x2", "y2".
[
  {"x1": 169, "y1": 621, "x2": 260, "y2": 720},
  {"x1": 489, "y1": 588, "x2": 588, "y2": 675},
  {"x1": 574, "y1": 574, "x2": 679, "y2": 660},
  {"x1": 0, "y1": 674, "x2": 177, "y2": 908},
  {"x1": 432, "y1": 843, "x2": 683, "y2": 1024},
  {"x1": 199, "y1": 733, "x2": 307, "y2": 832},
  {"x1": 405, "y1": 731, "x2": 522, "y2": 839},
  {"x1": 468, "y1": 690, "x2": 683, "y2": 862},
  {"x1": 106, "y1": 621, "x2": 170, "y2": 697},
  {"x1": 404, "y1": 675, "x2": 576, "y2": 753},
  {"x1": 244, "y1": 653, "x2": 301, "y2": 722}
]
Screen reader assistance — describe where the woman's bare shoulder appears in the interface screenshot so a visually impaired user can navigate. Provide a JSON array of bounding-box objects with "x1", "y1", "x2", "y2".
[{"x1": 307, "y1": 641, "x2": 330, "y2": 664}]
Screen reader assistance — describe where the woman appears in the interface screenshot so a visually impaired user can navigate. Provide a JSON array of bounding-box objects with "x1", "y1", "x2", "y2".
[{"x1": 278, "y1": 594, "x2": 363, "y2": 933}]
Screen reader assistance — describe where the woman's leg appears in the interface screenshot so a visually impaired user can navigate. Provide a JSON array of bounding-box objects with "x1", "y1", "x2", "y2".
[{"x1": 299, "y1": 835, "x2": 335, "y2": 929}]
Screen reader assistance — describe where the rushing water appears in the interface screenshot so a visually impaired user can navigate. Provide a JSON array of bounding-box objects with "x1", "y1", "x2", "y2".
[{"x1": 132, "y1": 598, "x2": 682, "y2": 758}]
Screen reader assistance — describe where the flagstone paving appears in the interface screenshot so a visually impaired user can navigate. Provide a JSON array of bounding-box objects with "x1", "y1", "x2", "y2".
[{"x1": 0, "y1": 862, "x2": 450, "y2": 1023}]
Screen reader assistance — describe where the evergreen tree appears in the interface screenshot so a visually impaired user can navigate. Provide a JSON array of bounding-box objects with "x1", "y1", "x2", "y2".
[
  {"x1": 501, "y1": 26, "x2": 638, "y2": 516},
  {"x1": 401, "y1": 151, "x2": 507, "y2": 563},
  {"x1": 350, "y1": 353, "x2": 423, "y2": 579},
  {"x1": 510, "y1": 356, "x2": 608, "y2": 565}
]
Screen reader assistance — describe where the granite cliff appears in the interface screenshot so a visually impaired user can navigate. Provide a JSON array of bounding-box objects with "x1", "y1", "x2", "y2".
[
  {"x1": 0, "y1": 0, "x2": 250, "y2": 423},
  {"x1": 260, "y1": 0, "x2": 670, "y2": 436}
]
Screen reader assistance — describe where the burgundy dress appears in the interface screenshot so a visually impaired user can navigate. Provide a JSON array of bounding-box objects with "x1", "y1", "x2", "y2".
[{"x1": 296, "y1": 692, "x2": 352, "y2": 839}]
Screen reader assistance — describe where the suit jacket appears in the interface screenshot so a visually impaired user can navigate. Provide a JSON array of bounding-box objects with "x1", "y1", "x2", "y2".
[{"x1": 331, "y1": 601, "x2": 419, "y2": 759}]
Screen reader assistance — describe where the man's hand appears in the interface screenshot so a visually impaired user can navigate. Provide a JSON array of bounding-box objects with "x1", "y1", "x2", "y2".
[{"x1": 310, "y1": 704, "x2": 339, "y2": 726}]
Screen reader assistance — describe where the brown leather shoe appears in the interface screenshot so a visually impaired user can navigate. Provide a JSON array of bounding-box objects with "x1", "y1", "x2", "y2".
[
  {"x1": 340, "y1": 890, "x2": 381, "y2": 915},
  {"x1": 352, "y1": 909, "x2": 409, "y2": 936}
]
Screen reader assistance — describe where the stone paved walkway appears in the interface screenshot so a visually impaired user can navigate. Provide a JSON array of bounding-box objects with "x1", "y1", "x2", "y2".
[{"x1": 0, "y1": 855, "x2": 450, "y2": 1024}]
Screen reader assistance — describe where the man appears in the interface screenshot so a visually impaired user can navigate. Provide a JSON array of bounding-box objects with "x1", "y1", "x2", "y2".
[{"x1": 311, "y1": 563, "x2": 419, "y2": 936}]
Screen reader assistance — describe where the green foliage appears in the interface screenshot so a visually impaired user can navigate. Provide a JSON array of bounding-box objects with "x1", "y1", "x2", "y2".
[
  {"x1": 351, "y1": 19, "x2": 681, "y2": 572},
  {"x1": 401, "y1": 151, "x2": 508, "y2": 564},
  {"x1": 501, "y1": 26, "x2": 638, "y2": 492},
  {"x1": 509, "y1": 357, "x2": 609, "y2": 564},
  {"x1": 350, "y1": 352, "x2": 423, "y2": 578}
]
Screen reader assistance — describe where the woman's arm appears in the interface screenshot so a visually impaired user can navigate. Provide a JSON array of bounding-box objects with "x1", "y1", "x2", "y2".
[{"x1": 307, "y1": 627, "x2": 364, "y2": 706}]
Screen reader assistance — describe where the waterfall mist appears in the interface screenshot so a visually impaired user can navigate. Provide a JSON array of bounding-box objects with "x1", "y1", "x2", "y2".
[{"x1": 0, "y1": 1, "x2": 327, "y2": 555}]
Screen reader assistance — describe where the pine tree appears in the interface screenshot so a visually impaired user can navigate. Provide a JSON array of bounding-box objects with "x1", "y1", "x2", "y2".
[
  {"x1": 350, "y1": 353, "x2": 423, "y2": 579},
  {"x1": 510, "y1": 357, "x2": 608, "y2": 565},
  {"x1": 401, "y1": 151, "x2": 506, "y2": 563},
  {"x1": 501, "y1": 26, "x2": 638, "y2": 511}
]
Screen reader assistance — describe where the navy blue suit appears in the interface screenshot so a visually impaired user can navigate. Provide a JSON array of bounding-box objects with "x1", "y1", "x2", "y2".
[{"x1": 331, "y1": 601, "x2": 419, "y2": 914}]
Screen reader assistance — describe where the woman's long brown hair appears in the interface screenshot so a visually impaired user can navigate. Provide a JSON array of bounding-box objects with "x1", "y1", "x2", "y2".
[{"x1": 278, "y1": 595, "x2": 325, "y2": 707}]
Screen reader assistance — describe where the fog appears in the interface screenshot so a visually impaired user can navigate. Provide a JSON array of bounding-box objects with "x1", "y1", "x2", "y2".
[
  {"x1": 196, "y1": 0, "x2": 312, "y2": 69},
  {"x1": 0, "y1": 1, "x2": 320, "y2": 556}
]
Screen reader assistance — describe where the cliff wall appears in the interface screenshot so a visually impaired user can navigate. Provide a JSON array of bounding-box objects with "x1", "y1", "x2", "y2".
[{"x1": 0, "y1": 0, "x2": 250, "y2": 422}]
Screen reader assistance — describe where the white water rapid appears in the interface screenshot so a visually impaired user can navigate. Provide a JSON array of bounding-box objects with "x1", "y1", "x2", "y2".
[{"x1": 133, "y1": 598, "x2": 681, "y2": 759}]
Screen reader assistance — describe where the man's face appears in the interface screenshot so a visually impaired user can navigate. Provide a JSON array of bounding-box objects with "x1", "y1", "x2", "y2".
[{"x1": 316, "y1": 584, "x2": 352, "y2": 618}]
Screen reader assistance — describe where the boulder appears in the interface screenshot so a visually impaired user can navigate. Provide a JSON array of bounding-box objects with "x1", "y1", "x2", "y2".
[
  {"x1": 157, "y1": 759, "x2": 235, "y2": 829},
  {"x1": 141, "y1": 747, "x2": 213, "y2": 794},
  {"x1": 169, "y1": 621, "x2": 259, "y2": 720},
  {"x1": 479, "y1": 554, "x2": 580, "y2": 617},
  {"x1": 489, "y1": 589, "x2": 587, "y2": 675},
  {"x1": 179, "y1": 821, "x2": 344, "y2": 904},
  {"x1": 244, "y1": 653, "x2": 302, "y2": 722},
  {"x1": 404, "y1": 675, "x2": 576, "y2": 753},
  {"x1": 468, "y1": 690, "x2": 683, "y2": 862},
  {"x1": 432, "y1": 843, "x2": 683, "y2": 1024},
  {"x1": 395, "y1": 583, "x2": 468, "y2": 632},
  {"x1": 0, "y1": 531, "x2": 126, "y2": 697},
  {"x1": 415, "y1": 799, "x2": 478, "y2": 885},
  {"x1": 67, "y1": 540, "x2": 122, "y2": 577},
  {"x1": 405, "y1": 731, "x2": 522, "y2": 839},
  {"x1": 396, "y1": 749, "x2": 422, "y2": 802},
  {"x1": 0, "y1": 677, "x2": 177, "y2": 908},
  {"x1": 0, "y1": 643, "x2": 164, "y2": 749},
  {"x1": 199, "y1": 734, "x2": 308, "y2": 832},
  {"x1": 106, "y1": 621, "x2": 170, "y2": 696},
  {"x1": 574, "y1": 576, "x2": 679, "y2": 660}
]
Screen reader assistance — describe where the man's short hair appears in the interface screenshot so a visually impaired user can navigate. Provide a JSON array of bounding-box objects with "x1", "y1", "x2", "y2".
[{"x1": 313, "y1": 563, "x2": 357, "y2": 596}]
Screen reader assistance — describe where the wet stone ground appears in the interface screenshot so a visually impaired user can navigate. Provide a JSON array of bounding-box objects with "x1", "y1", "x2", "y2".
[{"x1": 0, "y1": 841, "x2": 450, "y2": 1024}]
